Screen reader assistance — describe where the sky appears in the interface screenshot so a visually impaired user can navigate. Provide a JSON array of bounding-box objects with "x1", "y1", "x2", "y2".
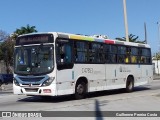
[{"x1": 0, "y1": 0, "x2": 160, "y2": 54}]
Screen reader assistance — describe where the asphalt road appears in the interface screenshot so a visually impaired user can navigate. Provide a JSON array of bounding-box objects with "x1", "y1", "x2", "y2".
[{"x1": 0, "y1": 80, "x2": 160, "y2": 120}]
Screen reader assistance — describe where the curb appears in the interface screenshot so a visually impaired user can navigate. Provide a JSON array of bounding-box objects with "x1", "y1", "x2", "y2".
[{"x1": 153, "y1": 78, "x2": 160, "y2": 80}]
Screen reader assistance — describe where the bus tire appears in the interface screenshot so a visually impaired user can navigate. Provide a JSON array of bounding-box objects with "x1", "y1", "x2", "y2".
[
  {"x1": 75, "y1": 82, "x2": 86, "y2": 99},
  {"x1": 126, "y1": 76, "x2": 134, "y2": 92}
]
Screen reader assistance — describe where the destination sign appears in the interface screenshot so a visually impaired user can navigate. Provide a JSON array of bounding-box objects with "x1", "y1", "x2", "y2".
[{"x1": 16, "y1": 34, "x2": 54, "y2": 45}]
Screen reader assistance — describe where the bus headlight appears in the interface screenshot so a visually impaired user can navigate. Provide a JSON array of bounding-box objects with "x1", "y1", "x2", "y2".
[
  {"x1": 13, "y1": 78, "x2": 20, "y2": 86},
  {"x1": 42, "y1": 77, "x2": 55, "y2": 86}
]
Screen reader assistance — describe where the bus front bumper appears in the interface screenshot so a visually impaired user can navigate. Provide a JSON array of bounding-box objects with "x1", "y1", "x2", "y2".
[{"x1": 13, "y1": 84, "x2": 57, "y2": 96}]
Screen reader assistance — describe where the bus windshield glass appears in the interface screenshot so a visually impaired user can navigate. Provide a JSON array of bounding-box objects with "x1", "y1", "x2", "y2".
[{"x1": 14, "y1": 45, "x2": 54, "y2": 75}]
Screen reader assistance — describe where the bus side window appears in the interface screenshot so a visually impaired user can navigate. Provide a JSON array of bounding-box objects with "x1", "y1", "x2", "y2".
[
  {"x1": 125, "y1": 55, "x2": 129, "y2": 63},
  {"x1": 74, "y1": 41, "x2": 88, "y2": 63},
  {"x1": 60, "y1": 45, "x2": 65, "y2": 61},
  {"x1": 140, "y1": 48, "x2": 151, "y2": 64},
  {"x1": 141, "y1": 56, "x2": 145, "y2": 63},
  {"x1": 125, "y1": 47, "x2": 131, "y2": 63},
  {"x1": 56, "y1": 39, "x2": 73, "y2": 70}
]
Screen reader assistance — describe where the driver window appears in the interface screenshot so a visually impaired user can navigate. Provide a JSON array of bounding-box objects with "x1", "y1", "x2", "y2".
[{"x1": 56, "y1": 39, "x2": 73, "y2": 70}]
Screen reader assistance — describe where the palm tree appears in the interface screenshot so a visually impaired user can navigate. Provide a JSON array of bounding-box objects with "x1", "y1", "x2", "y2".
[
  {"x1": 116, "y1": 34, "x2": 145, "y2": 43},
  {"x1": 11, "y1": 24, "x2": 38, "y2": 40},
  {"x1": 21, "y1": 24, "x2": 38, "y2": 34}
]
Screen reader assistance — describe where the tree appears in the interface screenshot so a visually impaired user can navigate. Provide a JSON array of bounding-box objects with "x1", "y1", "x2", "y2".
[
  {"x1": 115, "y1": 34, "x2": 145, "y2": 43},
  {"x1": 152, "y1": 53, "x2": 160, "y2": 60},
  {"x1": 0, "y1": 30, "x2": 9, "y2": 60},
  {"x1": 0, "y1": 25, "x2": 37, "y2": 73},
  {"x1": 0, "y1": 30, "x2": 14, "y2": 73},
  {"x1": 11, "y1": 24, "x2": 38, "y2": 40},
  {"x1": 0, "y1": 38, "x2": 14, "y2": 73},
  {"x1": 0, "y1": 30, "x2": 9, "y2": 41},
  {"x1": 0, "y1": 44, "x2": 3, "y2": 60}
]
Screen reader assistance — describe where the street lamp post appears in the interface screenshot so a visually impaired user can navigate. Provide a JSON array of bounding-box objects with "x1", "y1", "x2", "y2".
[
  {"x1": 123, "y1": 0, "x2": 129, "y2": 42},
  {"x1": 144, "y1": 22, "x2": 147, "y2": 44}
]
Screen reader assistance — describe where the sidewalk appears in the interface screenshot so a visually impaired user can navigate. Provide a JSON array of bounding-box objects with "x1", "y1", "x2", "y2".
[{"x1": 153, "y1": 74, "x2": 160, "y2": 80}]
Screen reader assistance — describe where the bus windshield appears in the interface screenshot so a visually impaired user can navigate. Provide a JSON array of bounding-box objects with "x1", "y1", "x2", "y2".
[{"x1": 14, "y1": 45, "x2": 54, "y2": 75}]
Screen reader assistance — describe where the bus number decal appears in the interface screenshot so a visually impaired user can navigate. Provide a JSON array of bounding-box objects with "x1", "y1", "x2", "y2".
[{"x1": 82, "y1": 68, "x2": 93, "y2": 74}]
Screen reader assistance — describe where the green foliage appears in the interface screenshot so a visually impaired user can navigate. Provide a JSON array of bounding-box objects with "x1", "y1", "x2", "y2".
[
  {"x1": 0, "y1": 30, "x2": 9, "y2": 61},
  {"x1": 0, "y1": 30, "x2": 9, "y2": 41},
  {"x1": 115, "y1": 34, "x2": 146, "y2": 43},
  {"x1": 11, "y1": 24, "x2": 38, "y2": 40},
  {"x1": 0, "y1": 25, "x2": 38, "y2": 73},
  {"x1": 0, "y1": 44, "x2": 3, "y2": 60},
  {"x1": 153, "y1": 53, "x2": 160, "y2": 60},
  {"x1": 0, "y1": 36, "x2": 14, "y2": 73}
]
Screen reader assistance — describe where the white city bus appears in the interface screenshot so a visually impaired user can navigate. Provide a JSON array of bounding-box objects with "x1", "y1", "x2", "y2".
[{"x1": 13, "y1": 32, "x2": 153, "y2": 99}]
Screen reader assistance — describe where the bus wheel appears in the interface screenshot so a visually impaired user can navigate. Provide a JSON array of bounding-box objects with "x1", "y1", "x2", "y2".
[
  {"x1": 126, "y1": 76, "x2": 134, "y2": 92},
  {"x1": 75, "y1": 82, "x2": 86, "y2": 99}
]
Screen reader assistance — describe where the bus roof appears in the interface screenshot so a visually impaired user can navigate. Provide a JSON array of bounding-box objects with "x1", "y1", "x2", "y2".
[
  {"x1": 18, "y1": 32, "x2": 150, "y2": 48},
  {"x1": 56, "y1": 32, "x2": 150, "y2": 48}
]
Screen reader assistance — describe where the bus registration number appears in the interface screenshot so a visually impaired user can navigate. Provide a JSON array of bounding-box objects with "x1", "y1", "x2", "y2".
[{"x1": 82, "y1": 68, "x2": 93, "y2": 73}]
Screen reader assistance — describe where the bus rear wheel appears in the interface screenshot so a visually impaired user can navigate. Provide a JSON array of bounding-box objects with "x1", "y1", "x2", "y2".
[
  {"x1": 75, "y1": 82, "x2": 86, "y2": 99},
  {"x1": 126, "y1": 76, "x2": 134, "y2": 92}
]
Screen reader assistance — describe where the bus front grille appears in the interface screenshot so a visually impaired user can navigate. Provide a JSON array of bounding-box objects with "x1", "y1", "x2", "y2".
[
  {"x1": 24, "y1": 88, "x2": 39, "y2": 92},
  {"x1": 19, "y1": 77, "x2": 45, "y2": 82}
]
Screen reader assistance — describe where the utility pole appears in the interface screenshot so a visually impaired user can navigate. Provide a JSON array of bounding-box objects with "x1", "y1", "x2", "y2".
[
  {"x1": 157, "y1": 53, "x2": 159, "y2": 75},
  {"x1": 157, "y1": 22, "x2": 160, "y2": 75},
  {"x1": 158, "y1": 22, "x2": 160, "y2": 52},
  {"x1": 123, "y1": 0, "x2": 129, "y2": 42},
  {"x1": 144, "y1": 22, "x2": 147, "y2": 44}
]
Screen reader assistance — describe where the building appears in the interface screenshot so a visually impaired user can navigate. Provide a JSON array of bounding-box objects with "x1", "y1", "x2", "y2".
[{"x1": 152, "y1": 60, "x2": 160, "y2": 74}]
